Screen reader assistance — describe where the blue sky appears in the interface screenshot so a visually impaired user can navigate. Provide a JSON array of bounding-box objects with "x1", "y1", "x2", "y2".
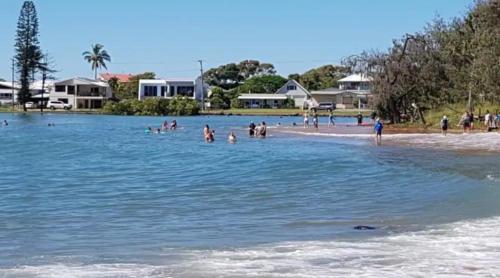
[{"x1": 0, "y1": 0, "x2": 472, "y2": 80}]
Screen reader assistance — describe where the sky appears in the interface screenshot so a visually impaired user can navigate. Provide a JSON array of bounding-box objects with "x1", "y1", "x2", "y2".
[{"x1": 0, "y1": 0, "x2": 473, "y2": 80}]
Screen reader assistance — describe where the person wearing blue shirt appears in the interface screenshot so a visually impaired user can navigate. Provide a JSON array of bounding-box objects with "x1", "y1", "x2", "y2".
[{"x1": 374, "y1": 118, "x2": 383, "y2": 145}]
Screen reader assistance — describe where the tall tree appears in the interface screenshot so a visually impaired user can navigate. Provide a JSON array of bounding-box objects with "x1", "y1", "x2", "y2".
[
  {"x1": 14, "y1": 1, "x2": 42, "y2": 111},
  {"x1": 289, "y1": 65, "x2": 351, "y2": 91},
  {"x1": 82, "y1": 44, "x2": 111, "y2": 79},
  {"x1": 203, "y1": 60, "x2": 277, "y2": 90}
]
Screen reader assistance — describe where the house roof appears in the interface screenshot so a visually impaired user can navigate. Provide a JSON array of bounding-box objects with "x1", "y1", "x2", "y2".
[
  {"x1": 139, "y1": 78, "x2": 195, "y2": 84},
  {"x1": 238, "y1": 94, "x2": 288, "y2": 100},
  {"x1": 55, "y1": 77, "x2": 109, "y2": 87},
  {"x1": 276, "y1": 79, "x2": 311, "y2": 96},
  {"x1": 338, "y1": 74, "x2": 373, "y2": 83},
  {"x1": 100, "y1": 73, "x2": 133, "y2": 82},
  {"x1": 0, "y1": 81, "x2": 19, "y2": 89}
]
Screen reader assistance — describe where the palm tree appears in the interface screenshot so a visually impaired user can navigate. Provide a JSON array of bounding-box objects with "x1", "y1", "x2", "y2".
[{"x1": 82, "y1": 44, "x2": 111, "y2": 80}]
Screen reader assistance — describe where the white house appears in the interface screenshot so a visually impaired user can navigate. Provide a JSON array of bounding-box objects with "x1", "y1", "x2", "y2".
[
  {"x1": 237, "y1": 94, "x2": 289, "y2": 108},
  {"x1": 310, "y1": 74, "x2": 373, "y2": 109},
  {"x1": 138, "y1": 78, "x2": 206, "y2": 101},
  {"x1": 0, "y1": 81, "x2": 18, "y2": 105},
  {"x1": 52, "y1": 77, "x2": 112, "y2": 109},
  {"x1": 275, "y1": 79, "x2": 312, "y2": 108}
]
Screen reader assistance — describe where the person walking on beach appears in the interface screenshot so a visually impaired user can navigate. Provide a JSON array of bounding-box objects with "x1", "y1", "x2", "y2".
[
  {"x1": 357, "y1": 113, "x2": 363, "y2": 126},
  {"x1": 374, "y1": 118, "x2": 383, "y2": 145},
  {"x1": 303, "y1": 112, "x2": 309, "y2": 128},
  {"x1": 328, "y1": 110, "x2": 336, "y2": 127},
  {"x1": 440, "y1": 115, "x2": 449, "y2": 136},
  {"x1": 312, "y1": 112, "x2": 319, "y2": 129},
  {"x1": 460, "y1": 112, "x2": 471, "y2": 133},
  {"x1": 249, "y1": 121, "x2": 256, "y2": 137}
]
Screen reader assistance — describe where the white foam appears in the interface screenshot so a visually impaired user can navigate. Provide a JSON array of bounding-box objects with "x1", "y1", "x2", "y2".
[{"x1": 3, "y1": 217, "x2": 500, "y2": 277}]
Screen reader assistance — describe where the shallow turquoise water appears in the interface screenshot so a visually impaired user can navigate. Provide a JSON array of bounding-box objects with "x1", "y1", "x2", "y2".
[{"x1": 0, "y1": 113, "x2": 499, "y2": 277}]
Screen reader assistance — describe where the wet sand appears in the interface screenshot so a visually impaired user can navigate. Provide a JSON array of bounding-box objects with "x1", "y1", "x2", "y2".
[{"x1": 273, "y1": 124, "x2": 500, "y2": 153}]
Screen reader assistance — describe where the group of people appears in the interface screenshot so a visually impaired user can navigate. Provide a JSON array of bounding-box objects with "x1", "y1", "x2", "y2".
[
  {"x1": 304, "y1": 111, "x2": 337, "y2": 128},
  {"x1": 441, "y1": 110, "x2": 500, "y2": 135},
  {"x1": 248, "y1": 121, "x2": 267, "y2": 138},
  {"x1": 146, "y1": 119, "x2": 178, "y2": 134}
]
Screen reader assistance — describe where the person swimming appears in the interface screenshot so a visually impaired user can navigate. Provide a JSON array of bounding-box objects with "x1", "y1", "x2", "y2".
[
  {"x1": 171, "y1": 120, "x2": 177, "y2": 130},
  {"x1": 204, "y1": 125, "x2": 214, "y2": 142},
  {"x1": 2, "y1": 120, "x2": 8, "y2": 126},
  {"x1": 228, "y1": 131, "x2": 237, "y2": 143}
]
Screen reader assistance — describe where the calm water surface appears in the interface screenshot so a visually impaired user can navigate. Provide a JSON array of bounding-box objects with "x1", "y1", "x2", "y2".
[{"x1": 0, "y1": 113, "x2": 499, "y2": 277}]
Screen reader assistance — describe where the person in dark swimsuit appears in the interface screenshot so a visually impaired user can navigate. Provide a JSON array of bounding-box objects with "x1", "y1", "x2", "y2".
[
  {"x1": 171, "y1": 120, "x2": 177, "y2": 130},
  {"x1": 249, "y1": 122, "x2": 256, "y2": 137},
  {"x1": 259, "y1": 121, "x2": 267, "y2": 138}
]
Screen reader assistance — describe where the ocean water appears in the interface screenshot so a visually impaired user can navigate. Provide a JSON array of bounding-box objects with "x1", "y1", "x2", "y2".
[{"x1": 0, "y1": 113, "x2": 499, "y2": 277}]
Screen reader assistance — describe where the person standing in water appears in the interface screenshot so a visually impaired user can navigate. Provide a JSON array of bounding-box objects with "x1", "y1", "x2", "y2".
[
  {"x1": 171, "y1": 120, "x2": 177, "y2": 130},
  {"x1": 440, "y1": 115, "x2": 449, "y2": 136},
  {"x1": 204, "y1": 125, "x2": 213, "y2": 142},
  {"x1": 328, "y1": 110, "x2": 335, "y2": 127},
  {"x1": 249, "y1": 121, "x2": 256, "y2": 137},
  {"x1": 2, "y1": 120, "x2": 8, "y2": 126},
  {"x1": 460, "y1": 111, "x2": 471, "y2": 133},
  {"x1": 374, "y1": 118, "x2": 383, "y2": 145},
  {"x1": 162, "y1": 120, "x2": 169, "y2": 131},
  {"x1": 312, "y1": 112, "x2": 319, "y2": 129},
  {"x1": 259, "y1": 121, "x2": 267, "y2": 138},
  {"x1": 357, "y1": 113, "x2": 363, "y2": 126},
  {"x1": 303, "y1": 112, "x2": 309, "y2": 128},
  {"x1": 228, "y1": 131, "x2": 237, "y2": 143}
]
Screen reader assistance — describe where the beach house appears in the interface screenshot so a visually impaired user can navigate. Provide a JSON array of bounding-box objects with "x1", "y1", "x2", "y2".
[
  {"x1": 52, "y1": 77, "x2": 113, "y2": 109},
  {"x1": 0, "y1": 81, "x2": 18, "y2": 105},
  {"x1": 309, "y1": 74, "x2": 373, "y2": 109},
  {"x1": 137, "y1": 78, "x2": 205, "y2": 101},
  {"x1": 237, "y1": 79, "x2": 311, "y2": 109}
]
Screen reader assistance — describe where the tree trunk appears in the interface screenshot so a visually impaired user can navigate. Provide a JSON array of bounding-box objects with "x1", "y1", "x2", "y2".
[{"x1": 418, "y1": 108, "x2": 426, "y2": 125}]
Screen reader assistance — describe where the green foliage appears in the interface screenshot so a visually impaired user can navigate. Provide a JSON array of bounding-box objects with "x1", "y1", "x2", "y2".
[
  {"x1": 288, "y1": 65, "x2": 351, "y2": 91},
  {"x1": 209, "y1": 86, "x2": 230, "y2": 109},
  {"x1": 283, "y1": 97, "x2": 296, "y2": 108},
  {"x1": 168, "y1": 96, "x2": 200, "y2": 115},
  {"x1": 82, "y1": 44, "x2": 111, "y2": 79},
  {"x1": 230, "y1": 98, "x2": 242, "y2": 109},
  {"x1": 204, "y1": 60, "x2": 277, "y2": 89},
  {"x1": 351, "y1": 0, "x2": 500, "y2": 124},
  {"x1": 233, "y1": 75, "x2": 287, "y2": 95},
  {"x1": 15, "y1": 1, "x2": 41, "y2": 109},
  {"x1": 113, "y1": 72, "x2": 156, "y2": 100},
  {"x1": 103, "y1": 97, "x2": 197, "y2": 116}
]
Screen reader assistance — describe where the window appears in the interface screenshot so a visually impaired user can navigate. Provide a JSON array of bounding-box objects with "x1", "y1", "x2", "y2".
[
  {"x1": 177, "y1": 86, "x2": 194, "y2": 97},
  {"x1": 144, "y1": 86, "x2": 157, "y2": 97},
  {"x1": 67, "y1": 86, "x2": 75, "y2": 95},
  {"x1": 169, "y1": 86, "x2": 175, "y2": 97},
  {"x1": 0, "y1": 93, "x2": 12, "y2": 99},
  {"x1": 90, "y1": 87, "x2": 99, "y2": 94},
  {"x1": 58, "y1": 98, "x2": 68, "y2": 103},
  {"x1": 287, "y1": 85, "x2": 297, "y2": 91},
  {"x1": 55, "y1": 85, "x2": 65, "y2": 92},
  {"x1": 161, "y1": 86, "x2": 166, "y2": 97}
]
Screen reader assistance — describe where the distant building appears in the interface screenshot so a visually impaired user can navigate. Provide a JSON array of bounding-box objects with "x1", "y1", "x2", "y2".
[
  {"x1": 310, "y1": 74, "x2": 373, "y2": 109},
  {"x1": 137, "y1": 78, "x2": 206, "y2": 101},
  {"x1": 237, "y1": 93, "x2": 289, "y2": 108},
  {"x1": 52, "y1": 77, "x2": 113, "y2": 109},
  {"x1": 0, "y1": 81, "x2": 18, "y2": 105},
  {"x1": 274, "y1": 79, "x2": 312, "y2": 108},
  {"x1": 100, "y1": 73, "x2": 133, "y2": 83}
]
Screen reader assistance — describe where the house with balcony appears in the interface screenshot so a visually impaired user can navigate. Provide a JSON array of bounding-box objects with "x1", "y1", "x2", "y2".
[
  {"x1": 310, "y1": 74, "x2": 373, "y2": 109},
  {"x1": 51, "y1": 77, "x2": 112, "y2": 109},
  {"x1": 138, "y1": 78, "x2": 205, "y2": 101},
  {"x1": 0, "y1": 81, "x2": 18, "y2": 105}
]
